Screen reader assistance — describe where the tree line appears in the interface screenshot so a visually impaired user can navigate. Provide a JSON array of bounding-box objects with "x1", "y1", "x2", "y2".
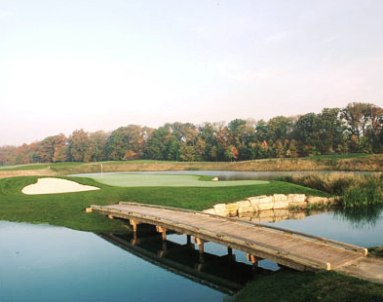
[{"x1": 1, "y1": 102, "x2": 382, "y2": 165}]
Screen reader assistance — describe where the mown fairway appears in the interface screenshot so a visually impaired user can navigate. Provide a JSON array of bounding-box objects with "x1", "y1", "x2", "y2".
[
  {"x1": 89, "y1": 173, "x2": 269, "y2": 187},
  {"x1": 0, "y1": 176, "x2": 325, "y2": 232}
]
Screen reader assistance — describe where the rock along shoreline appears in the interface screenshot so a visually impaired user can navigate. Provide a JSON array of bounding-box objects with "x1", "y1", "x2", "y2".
[{"x1": 203, "y1": 194, "x2": 339, "y2": 218}]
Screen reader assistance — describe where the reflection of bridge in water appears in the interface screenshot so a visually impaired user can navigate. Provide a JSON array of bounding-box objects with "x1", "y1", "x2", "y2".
[{"x1": 98, "y1": 229, "x2": 264, "y2": 294}]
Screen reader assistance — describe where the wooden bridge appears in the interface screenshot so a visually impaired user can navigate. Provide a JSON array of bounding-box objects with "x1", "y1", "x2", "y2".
[{"x1": 90, "y1": 202, "x2": 371, "y2": 272}]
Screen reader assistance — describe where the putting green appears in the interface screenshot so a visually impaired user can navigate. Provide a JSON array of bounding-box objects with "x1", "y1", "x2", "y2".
[{"x1": 90, "y1": 173, "x2": 269, "y2": 187}]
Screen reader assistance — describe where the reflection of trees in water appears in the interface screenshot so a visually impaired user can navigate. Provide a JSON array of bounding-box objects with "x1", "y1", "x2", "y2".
[{"x1": 333, "y1": 205, "x2": 383, "y2": 228}]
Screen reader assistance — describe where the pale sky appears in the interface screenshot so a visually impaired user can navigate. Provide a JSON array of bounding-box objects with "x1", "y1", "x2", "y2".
[{"x1": 1, "y1": 0, "x2": 383, "y2": 146}]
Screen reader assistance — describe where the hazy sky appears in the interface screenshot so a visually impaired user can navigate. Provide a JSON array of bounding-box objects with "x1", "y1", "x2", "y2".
[{"x1": 1, "y1": 0, "x2": 383, "y2": 146}]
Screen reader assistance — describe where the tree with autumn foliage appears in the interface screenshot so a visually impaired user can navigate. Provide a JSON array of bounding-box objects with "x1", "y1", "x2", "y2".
[{"x1": 0, "y1": 102, "x2": 382, "y2": 165}]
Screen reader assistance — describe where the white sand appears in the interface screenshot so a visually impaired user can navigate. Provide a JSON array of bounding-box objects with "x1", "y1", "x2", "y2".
[{"x1": 22, "y1": 178, "x2": 100, "y2": 195}]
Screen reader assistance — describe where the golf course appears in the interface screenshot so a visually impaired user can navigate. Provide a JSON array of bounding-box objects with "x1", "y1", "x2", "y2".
[{"x1": 0, "y1": 159, "x2": 382, "y2": 301}]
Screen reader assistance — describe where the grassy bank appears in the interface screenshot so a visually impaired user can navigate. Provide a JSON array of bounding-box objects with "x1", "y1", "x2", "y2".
[
  {"x1": 0, "y1": 176, "x2": 324, "y2": 232},
  {"x1": 1, "y1": 154, "x2": 382, "y2": 178},
  {"x1": 234, "y1": 269, "x2": 383, "y2": 302},
  {"x1": 235, "y1": 246, "x2": 383, "y2": 302},
  {"x1": 282, "y1": 173, "x2": 383, "y2": 208}
]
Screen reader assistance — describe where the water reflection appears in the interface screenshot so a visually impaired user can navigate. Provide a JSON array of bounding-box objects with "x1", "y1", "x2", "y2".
[
  {"x1": 238, "y1": 208, "x2": 324, "y2": 223},
  {"x1": 0, "y1": 222, "x2": 226, "y2": 302},
  {"x1": 75, "y1": 170, "x2": 372, "y2": 181},
  {"x1": 98, "y1": 227, "x2": 275, "y2": 295},
  {"x1": 332, "y1": 204, "x2": 383, "y2": 228}
]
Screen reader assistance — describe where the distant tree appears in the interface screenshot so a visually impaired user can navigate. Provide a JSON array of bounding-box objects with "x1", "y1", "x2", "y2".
[
  {"x1": 199, "y1": 123, "x2": 218, "y2": 161},
  {"x1": 294, "y1": 113, "x2": 318, "y2": 148},
  {"x1": 286, "y1": 140, "x2": 298, "y2": 158},
  {"x1": 341, "y1": 102, "x2": 372, "y2": 138},
  {"x1": 0, "y1": 146, "x2": 18, "y2": 165},
  {"x1": 37, "y1": 134, "x2": 67, "y2": 163},
  {"x1": 88, "y1": 131, "x2": 109, "y2": 162},
  {"x1": 255, "y1": 120, "x2": 269, "y2": 142},
  {"x1": 105, "y1": 125, "x2": 149, "y2": 160},
  {"x1": 267, "y1": 116, "x2": 294, "y2": 142},
  {"x1": 341, "y1": 103, "x2": 383, "y2": 152},
  {"x1": 144, "y1": 125, "x2": 172, "y2": 160},
  {"x1": 316, "y1": 108, "x2": 344, "y2": 154},
  {"x1": 273, "y1": 140, "x2": 285, "y2": 158},
  {"x1": 67, "y1": 129, "x2": 90, "y2": 162},
  {"x1": 1, "y1": 101, "x2": 382, "y2": 165},
  {"x1": 52, "y1": 134, "x2": 68, "y2": 162},
  {"x1": 225, "y1": 145, "x2": 239, "y2": 161}
]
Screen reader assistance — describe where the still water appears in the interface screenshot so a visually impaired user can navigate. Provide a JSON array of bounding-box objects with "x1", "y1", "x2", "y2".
[
  {"x1": 0, "y1": 222, "x2": 224, "y2": 302},
  {"x1": 1, "y1": 206, "x2": 382, "y2": 302}
]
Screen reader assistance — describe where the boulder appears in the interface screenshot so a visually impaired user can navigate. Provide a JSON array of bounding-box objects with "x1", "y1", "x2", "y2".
[
  {"x1": 203, "y1": 208, "x2": 216, "y2": 215},
  {"x1": 287, "y1": 194, "x2": 306, "y2": 203},
  {"x1": 288, "y1": 201, "x2": 307, "y2": 209},
  {"x1": 273, "y1": 194, "x2": 288, "y2": 202},
  {"x1": 226, "y1": 203, "x2": 239, "y2": 217},
  {"x1": 257, "y1": 202, "x2": 274, "y2": 211},
  {"x1": 236, "y1": 200, "x2": 251, "y2": 208},
  {"x1": 247, "y1": 195, "x2": 267, "y2": 204},
  {"x1": 273, "y1": 200, "x2": 289, "y2": 209},
  {"x1": 307, "y1": 196, "x2": 328, "y2": 205},
  {"x1": 238, "y1": 206, "x2": 255, "y2": 215},
  {"x1": 214, "y1": 203, "x2": 227, "y2": 216}
]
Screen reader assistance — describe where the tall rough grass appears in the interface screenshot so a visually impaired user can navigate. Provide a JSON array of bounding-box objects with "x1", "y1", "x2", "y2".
[
  {"x1": 343, "y1": 176, "x2": 383, "y2": 207},
  {"x1": 283, "y1": 173, "x2": 383, "y2": 208}
]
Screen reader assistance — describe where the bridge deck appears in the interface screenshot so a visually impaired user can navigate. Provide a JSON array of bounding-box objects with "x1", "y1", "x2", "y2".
[{"x1": 91, "y1": 202, "x2": 368, "y2": 271}]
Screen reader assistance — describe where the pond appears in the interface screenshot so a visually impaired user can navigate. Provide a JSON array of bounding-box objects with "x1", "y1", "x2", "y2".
[
  {"x1": 76, "y1": 170, "x2": 377, "y2": 181},
  {"x1": 1, "y1": 204, "x2": 382, "y2": 302},
  {"x1": 0, "y1": 222, "x2": 224, "y2": 302}
]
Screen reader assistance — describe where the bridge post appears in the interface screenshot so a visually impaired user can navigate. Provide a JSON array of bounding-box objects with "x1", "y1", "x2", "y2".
[
  {"x1": 228, "y1": 247, "x2": 233, "y2": 256},
  {"x1": 186, "y1": 234, "x2": 192, "y2": 245},
  {"x1": 156, "y1": 226, "x2": 167, "y2": 240},
  {"x1": 131, "y1": 232, "x2": 138, "y2": 246},
  {"x1": 247, "y1": 254, "x2": 259, "y2": 267},
  {"x1": 130, "y1": 219, "x2": 139, "y2": 232},
  {"x1": 194, "y1": 237, "x2": 205, "y2": 254}
]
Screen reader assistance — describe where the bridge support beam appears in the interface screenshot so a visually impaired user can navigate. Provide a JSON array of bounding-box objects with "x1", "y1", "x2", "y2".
[
  {"x1": 130, "y1": 219, "x2": 140, "y2": 232},
  {"x1": 156, "y1": 226, "x2": 167, "y2": 240},
  {"x1": 186, "y1": 235, "x2": 192, "y2": 245},
  {"x1": 247, "y1": 254, "x2": 259, "y2": 267},
  {"x1": 194, "y1": 237, "x2": 206, "y2": 254}
]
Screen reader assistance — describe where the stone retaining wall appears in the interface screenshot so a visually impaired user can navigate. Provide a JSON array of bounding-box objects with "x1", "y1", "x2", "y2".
[{"x1": 203, "y1": 194, "x2": 338, "y2": 218}]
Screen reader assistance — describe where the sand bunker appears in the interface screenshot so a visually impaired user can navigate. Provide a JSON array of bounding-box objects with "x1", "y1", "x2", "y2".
[{"x1": 22, "y1": 178, "x2": 100, "y2": 195}]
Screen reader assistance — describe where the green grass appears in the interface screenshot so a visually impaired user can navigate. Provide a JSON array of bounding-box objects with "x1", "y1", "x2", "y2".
[
  {"x1": 89, "y1": 173, "x2": 269, "y2": 187},
  {"x1": 0, "y1": 176, "x2": 325, "y2": 232},
  {"x1": 234, "y1": 270, "x2": 383, "y2": 302}
]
